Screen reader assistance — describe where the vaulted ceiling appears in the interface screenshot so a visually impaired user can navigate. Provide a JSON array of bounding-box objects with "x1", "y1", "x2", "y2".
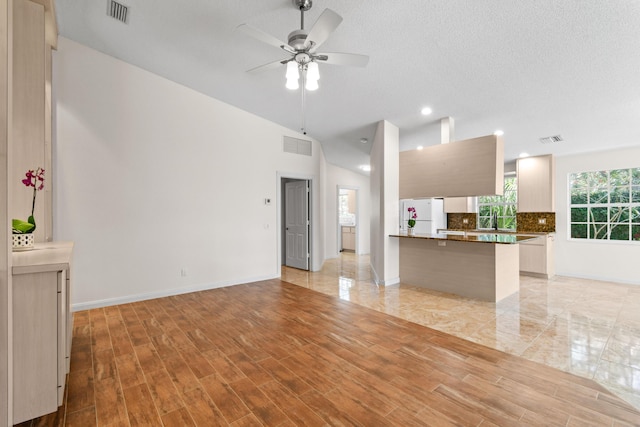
[{"x1": 55, "y1": 0, "x2": 640, "y2": 173}]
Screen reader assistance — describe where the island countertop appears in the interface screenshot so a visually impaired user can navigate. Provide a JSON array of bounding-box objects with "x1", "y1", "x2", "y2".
[{"x1": 389, "y1": 232, "x2": 541, "y2": 244}]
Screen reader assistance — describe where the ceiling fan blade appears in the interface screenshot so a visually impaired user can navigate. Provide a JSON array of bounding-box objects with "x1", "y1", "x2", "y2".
[
  {"x1": 304, "y1": 8, "x2": 343, "y2": 50},
  {"x1": 236, "y1": 24, "x2": 295, "y2": 54},
  {"x1": 315, "y1": 52, "x2": 369, "y2": 67},
  {"x1": 246, "y1": 58, "x2": 290, "y2": 74}
]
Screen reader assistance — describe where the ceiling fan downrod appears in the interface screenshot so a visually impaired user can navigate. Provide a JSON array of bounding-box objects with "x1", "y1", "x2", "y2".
[{"x1": 295, "y1": 0, "x2": 312, "y2": 29}]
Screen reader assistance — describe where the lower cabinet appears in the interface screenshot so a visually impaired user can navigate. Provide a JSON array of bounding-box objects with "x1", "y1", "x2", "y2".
[
  {"x1": 519, "y1": 234, "x2": 555, "y2": 278},
  {"x1": 12, "y1": 243, "x2": 73, "y2": 424},
  {"x1": 341, "y1": 226, "x2": 356, "y2": 251}
]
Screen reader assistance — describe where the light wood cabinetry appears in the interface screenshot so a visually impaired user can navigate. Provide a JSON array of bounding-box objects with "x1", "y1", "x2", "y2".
[
  {"x1": 517, "y1": 155, "x2": 555, "y2": 212},
  {"x1": 341, "y1": 226, "x2": 355, "y2": 251},
  {"x1": 519, "y1": 234, "x2": 555, "y2": 278},
  {"x1": 11, "y1": 0, "x2": 56, "y2": 242},
  {"x1": 12, "y1": 242, "x2": 73, "y2": 424},
  {"x1": 444, "y1": 197, "x2": 477, "y2": 213},
  {"x1": 400, "y1": 135, "x2": 504, "y2": 199}
]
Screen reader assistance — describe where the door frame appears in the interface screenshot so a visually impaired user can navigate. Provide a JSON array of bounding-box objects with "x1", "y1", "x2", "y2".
[
  {"x1": 277, "y1": 172, "x2": 314, "y2": 271},
  {"x1": 337, "y1": 185, "x2": 359, "y2": 255}
]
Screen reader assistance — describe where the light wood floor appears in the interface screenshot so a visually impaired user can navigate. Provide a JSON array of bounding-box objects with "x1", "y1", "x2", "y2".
[{"x1": 17, "y1": 278, "x2": 640, "y2": 426}]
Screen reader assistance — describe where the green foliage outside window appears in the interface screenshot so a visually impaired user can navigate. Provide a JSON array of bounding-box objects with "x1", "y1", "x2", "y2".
[
  {"x1": 478, "y1": 177, "x2": 517, "y2": 230},
  {"x1": 569, "y1": 168, "x2": 640, "y2": 241}
]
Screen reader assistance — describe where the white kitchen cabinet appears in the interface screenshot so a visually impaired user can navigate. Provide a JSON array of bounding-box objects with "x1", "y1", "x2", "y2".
[
  {"x1": 12, "y1": 242, "x2": 73, "y2": 424},
  {"x1": 444, "y1": 197, "x2": 477, "y2": 213},
  {"x1": 519, "y1": 234, "x2": 555, "y2": 278},
  {"x1": 517, "y1": 155, "x2": 555, "y2": 212},
  {"x1": 342, "y1": 226, "x2": 356, "y2": 251}
]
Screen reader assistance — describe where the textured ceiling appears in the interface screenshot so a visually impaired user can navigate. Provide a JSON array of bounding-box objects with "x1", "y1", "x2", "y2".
[{"x1": 55, "y1": 0, "x2": 640, "y2": 174}]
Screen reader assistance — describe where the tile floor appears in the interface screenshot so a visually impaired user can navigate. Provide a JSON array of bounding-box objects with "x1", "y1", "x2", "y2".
[{"x1": 281, "y1": 253, "x2": 640, "y2": 409}]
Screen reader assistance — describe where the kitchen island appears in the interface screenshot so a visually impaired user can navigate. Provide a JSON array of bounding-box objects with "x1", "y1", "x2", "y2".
[{"x1": 390, "y1": 232, "x2": 540, "y2": 302}]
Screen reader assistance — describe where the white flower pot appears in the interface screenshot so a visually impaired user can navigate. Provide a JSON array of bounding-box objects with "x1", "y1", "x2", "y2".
[
  {"x1": 407, "y1": 228, "x2": 416, "y2": 236},
  {"x1": 12, "y1": 233, "x2": 34, "y2": 251}
]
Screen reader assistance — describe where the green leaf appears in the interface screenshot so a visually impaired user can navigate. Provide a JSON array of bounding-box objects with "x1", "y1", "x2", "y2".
[{"x1": 12, "y1": 219, "x2": 35, "y2": 234}]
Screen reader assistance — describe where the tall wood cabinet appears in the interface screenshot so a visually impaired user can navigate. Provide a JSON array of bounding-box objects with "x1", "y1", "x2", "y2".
[
  {"x1": 2, "y1": 1, "x2": 58, "y2": 425},
  {"x1": 12, "y1": 243, "x2": 73, "y2": 424},
  {"x1": 517, "y1": 155, "x2": 555, "y2": 212},
  {"x1": 11, "y1": 0, "x2": 57, "y2": 242}
]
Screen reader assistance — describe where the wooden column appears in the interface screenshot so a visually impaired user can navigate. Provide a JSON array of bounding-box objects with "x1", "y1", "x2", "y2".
[{"x1": 1, "y1": 0, "x2": 12, "y2": 424}]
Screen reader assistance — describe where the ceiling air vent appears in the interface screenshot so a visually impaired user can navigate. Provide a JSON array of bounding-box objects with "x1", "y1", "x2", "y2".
[
  {"x1": 539, "y1": 135, "x2": 563, "y2": 144},
  {"x1": 283, "y1": 136, "x2": 312, "y2": 156},
  {"x1": 107, "y1": 0, "x2": 129, "y2": 24}
]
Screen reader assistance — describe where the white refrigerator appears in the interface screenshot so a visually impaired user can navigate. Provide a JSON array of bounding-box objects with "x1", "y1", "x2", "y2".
[{"x1": 400, "y1": 198, "x2": 446, "y2": 234}]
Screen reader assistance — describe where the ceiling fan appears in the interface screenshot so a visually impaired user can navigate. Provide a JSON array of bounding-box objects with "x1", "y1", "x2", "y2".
[{"x1": 236, "y1": 0, "x2": 369, "y2": 92}]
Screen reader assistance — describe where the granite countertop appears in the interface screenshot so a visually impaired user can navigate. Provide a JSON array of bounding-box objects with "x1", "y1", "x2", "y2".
[
  {"x1": 438, "y1": 229, "x2": 555, "y2": 236},
  {"x1": 389, "y1": 232, "x2": 542, "y2": 244}
]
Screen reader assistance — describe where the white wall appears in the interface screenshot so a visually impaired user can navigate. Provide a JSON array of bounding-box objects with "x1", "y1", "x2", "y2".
[
  {"x1": 53, "y1": 38, "x2": 327, "y2": 309},
  {"x1": 556, "y1": 146, "x2": 640, "y2": 284},
  {"x1": 369, "y1": 120, "x2": 399, "y2": 285},
  {"x1": 324, "y1": 163, "x2": 370, "y2": 258}
]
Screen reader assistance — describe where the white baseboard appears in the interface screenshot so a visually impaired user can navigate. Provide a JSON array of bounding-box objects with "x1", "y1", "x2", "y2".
[
  {"x1": 370, "y1": 262, "x2": 400, "y2": 286},
  {"x1": 71, "y1": 273, "x2": 280, "y2": 312},
  {"x1": 554, "y1": 271, "x2": 640, "y2": 286}
]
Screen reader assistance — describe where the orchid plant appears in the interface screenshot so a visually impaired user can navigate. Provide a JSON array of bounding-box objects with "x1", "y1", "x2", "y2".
[
  {"x1": 12, "y1": 167, "x2": 45, "y2": 234},
  {"x1": 407, "y1": 206, "x2": 417, "y2": 228}
]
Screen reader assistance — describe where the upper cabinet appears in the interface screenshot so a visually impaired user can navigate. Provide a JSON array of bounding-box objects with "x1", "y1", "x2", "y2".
[
  {"x1": 517, "y1": 154, "x2": 555, "y2": 212},
  {"x1": 443, "y1": 197, "x2": 477, "y2": 213},
  {"x1": 400, "y1": 135, "x2": 504, "y2": 199}
]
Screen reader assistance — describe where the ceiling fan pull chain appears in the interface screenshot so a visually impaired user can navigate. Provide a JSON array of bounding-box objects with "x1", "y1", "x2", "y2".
[{"x1": 301, "y1": 68, "x2": 306, "y2": 134}]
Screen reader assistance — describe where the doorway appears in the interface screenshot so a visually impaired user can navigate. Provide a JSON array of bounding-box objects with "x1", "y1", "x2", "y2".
[
  {"x1": 281, "y1": 178, "x2": 311, "y2": 270},
  {"x1": 337, "y1": 186, "x2": 358, "y2": 255}
]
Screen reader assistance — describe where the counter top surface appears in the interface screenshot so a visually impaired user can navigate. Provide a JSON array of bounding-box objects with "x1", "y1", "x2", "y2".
[
  {"x1": 390, "y1": 232, "x2": 542, "y2": 244},
  {"x1": 439, "y1": 229, "x2": 554, "y2": 236},
  {"x1": 12, "y1": 241, "x2": 74, "y2": 275}
]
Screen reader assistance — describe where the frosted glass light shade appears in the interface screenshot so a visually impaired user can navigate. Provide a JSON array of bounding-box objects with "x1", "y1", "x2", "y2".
[
  {"x1": 307, "y1": 62, "x2": 319, "y2": 81},
  {"x1": 285, "y1": 61, "x2": 299, "y2": 90},
  {"x1": 305, "y1": 79, "x2": 319, "y2": 91},
  {"x1": 286, "y1": 78, "x2": 299, "y2": 90}
]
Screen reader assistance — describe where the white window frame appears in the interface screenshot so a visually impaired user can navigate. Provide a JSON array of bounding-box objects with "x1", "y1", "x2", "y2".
[{"x1": 568, "y1": 167, "x2": 640, "y2": 243}]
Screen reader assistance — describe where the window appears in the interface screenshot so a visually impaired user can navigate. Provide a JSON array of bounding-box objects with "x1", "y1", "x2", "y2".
[
  {"x1": 478, "y1": 177, "x2": 517, "y2": 230},
  {"x1": 569, "y1": 168, "x2": 640, "y2": 241}
]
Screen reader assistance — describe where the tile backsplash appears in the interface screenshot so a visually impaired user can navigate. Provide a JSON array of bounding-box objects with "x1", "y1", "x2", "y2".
[
  {"x1": 447, "y1": 213, "x2": 477, "y2": 230},
  {"x1": 517, "y1": 212, "x2": 556, "y2": 233}
]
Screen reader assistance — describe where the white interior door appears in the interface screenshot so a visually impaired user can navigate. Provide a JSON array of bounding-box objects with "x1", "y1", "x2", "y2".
[{"x1": 285, "y1": 180, "x2": 309, "y2": 270}]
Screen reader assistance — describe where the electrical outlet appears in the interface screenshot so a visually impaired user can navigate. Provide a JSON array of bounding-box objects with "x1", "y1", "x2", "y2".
[
  {"x1": 538, "y1": 218, "x2": 546, "y2": 225},
  {"x1": 180, "y1": 268, "x2": 188, "y2": 277},
  {"x1": 462, "y1": 218, "x2": 469, "y2": 224},
  {"x1": 438, "y1": 241, "x2": 446, "y2": 247}
]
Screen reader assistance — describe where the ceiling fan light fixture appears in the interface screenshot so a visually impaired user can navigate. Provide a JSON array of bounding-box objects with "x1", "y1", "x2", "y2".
[
  {"x1": 305, "y1": 79, "x2": 319, "y2": 91},
  {"x1": 307, "y1": 61, "x2": 319, "y2": 80},
  {"x1": 285, "y1": 61, "x2": 300, "y2": 90},
  {"x1": 304, "y1": 61, "x2": 320, "y2": 91}
]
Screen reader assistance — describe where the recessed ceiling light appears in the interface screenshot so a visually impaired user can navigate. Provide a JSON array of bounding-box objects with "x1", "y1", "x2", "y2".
[
  {"x1": 494, "y1": 130, "x2": 504, "y2": 136},
  {"x1": 519, "y1": 152, "x2": 530, "y2": 158},
  {"x1": 421, "y1": 107, "x2": 432, "y2": 116},
  {"x1": 417, "y1": 146, "x2": 424, "y2": 150},
  {"x1": 360, "y1": 138, "x2": 368, "y2": 144},
  {"x1": 359, "y1": 165, "x2": 371, "y2": 172}
]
